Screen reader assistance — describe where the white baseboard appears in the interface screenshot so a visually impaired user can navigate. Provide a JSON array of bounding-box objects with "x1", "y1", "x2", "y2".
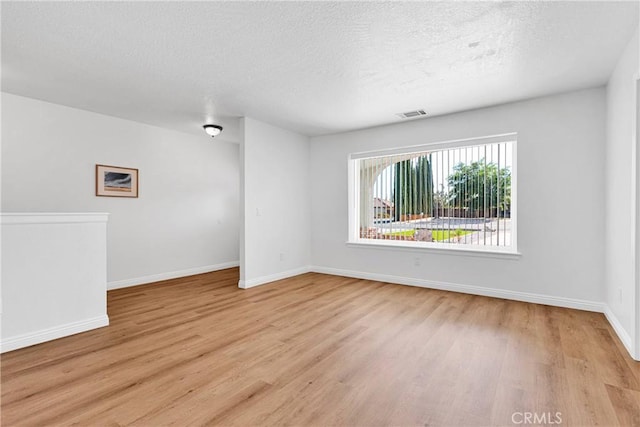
[
  {"x1": 309, "y1": 266, "x2": 605, "y2": 313},
  {"x1": 603, "y1": 305, "x2": 638, "y2": 361},
  {"x1": 238, "y1": 266, "x2": 311, "y2": 289},
  {"x1": 310, "y1": 266, "x2": 640, "y2": 360},
  {"x1": 95, "y1": 263, "x2": 640, "y2": 362},
  {"x1": 108, "y1": 261, "x2": 240, "y2": 290},
  {"x1": 0, "y1": 314, "x2": 109, "y2": 353}
]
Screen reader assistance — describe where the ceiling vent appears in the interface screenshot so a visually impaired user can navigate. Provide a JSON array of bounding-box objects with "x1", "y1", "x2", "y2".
[{"x1": 397, "y1": 109, "x2": 427, "y2": 119}]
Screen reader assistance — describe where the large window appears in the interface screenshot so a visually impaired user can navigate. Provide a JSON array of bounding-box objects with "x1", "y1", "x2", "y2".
[{"x1": 348, "y1": 134, "x2": 517, "y2": 254}]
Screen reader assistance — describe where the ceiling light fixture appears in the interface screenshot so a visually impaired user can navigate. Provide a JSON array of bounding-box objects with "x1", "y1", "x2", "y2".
[{"x1": 203, "y1": 124, "x2": 223, "y2": 137}]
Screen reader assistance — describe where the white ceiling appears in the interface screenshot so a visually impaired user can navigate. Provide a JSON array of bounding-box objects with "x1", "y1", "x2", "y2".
[{"x1": 2, "y1": 1, "x2": 638, "y2": 139}]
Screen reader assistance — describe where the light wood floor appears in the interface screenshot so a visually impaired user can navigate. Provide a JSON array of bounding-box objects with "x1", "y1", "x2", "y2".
[{"x1": 2, "y1": 268, "x2": 639, "y2": 426}]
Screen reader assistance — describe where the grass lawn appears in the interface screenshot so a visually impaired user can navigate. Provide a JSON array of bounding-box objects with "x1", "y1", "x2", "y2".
[
  {"x1": 383, "y1": 229, "x2": 474, "y2": 241},
  {"x1": 431, "y1": 229, "x2": 473, "y2": 241},
  {"x1": 383, "y1": 230, "x2": 415, "y2": 237}
]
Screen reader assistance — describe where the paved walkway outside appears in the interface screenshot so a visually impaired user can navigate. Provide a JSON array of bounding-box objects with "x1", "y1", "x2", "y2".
[{"x1": 376, "y1": 217, "x2": 512, "y2": 247}]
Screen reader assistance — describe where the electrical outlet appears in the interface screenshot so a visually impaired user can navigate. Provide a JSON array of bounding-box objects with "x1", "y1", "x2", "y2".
[
  {"x1": 280, "y1": 253, "x2": 285, "y2": 262},
  {"x1": 618, "y1": 287, "x2": 623, "y2": 303},
  {"x1": 414, "y1": 257, "x2": 421, "y2": 267},
  {"x1": 256, "y1": 208, "x2": 262, "y2": 217}
]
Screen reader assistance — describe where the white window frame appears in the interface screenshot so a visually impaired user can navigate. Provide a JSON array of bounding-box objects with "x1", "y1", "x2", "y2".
[{"x1": 347, "y1": 133, "x2": 520, "y2": 258}]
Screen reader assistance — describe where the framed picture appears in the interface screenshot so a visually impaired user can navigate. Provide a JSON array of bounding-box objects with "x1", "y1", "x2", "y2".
[{"x1": 95, "y1": 164, "x2": 139, "y2": 198}]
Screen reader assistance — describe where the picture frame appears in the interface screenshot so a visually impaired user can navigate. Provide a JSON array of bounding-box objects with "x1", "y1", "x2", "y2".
[{"x1": 95, "y1": 164, "x2": 139, "y2": 198}]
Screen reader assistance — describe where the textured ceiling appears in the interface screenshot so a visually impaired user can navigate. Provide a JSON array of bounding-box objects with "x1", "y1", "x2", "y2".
[{"x1": 2, "y1": 1, "x2": 638, "y2": 139}]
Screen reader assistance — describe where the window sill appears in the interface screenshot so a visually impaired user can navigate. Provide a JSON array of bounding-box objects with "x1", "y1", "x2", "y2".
[{"x1": 345, "y1": 239, "x2": 522, "y2": 260}]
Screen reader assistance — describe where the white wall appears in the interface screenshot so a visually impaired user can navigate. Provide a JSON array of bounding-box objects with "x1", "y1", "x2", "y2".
[
  {"x1": 2, "y1": 93, "x2": 240, "y2": 288},
  {"x1": 239, "y1": 117, "x2": 310, "y2": 288},
  {"x1": 310, "y1": 87, "x2": 606, "y2": 308},
  {"x1": 605, "y1": 28, "x2": 639, "y2": 359},
  {"x1": 1, "y1": 213, "x2": 109, "y2": 352}
]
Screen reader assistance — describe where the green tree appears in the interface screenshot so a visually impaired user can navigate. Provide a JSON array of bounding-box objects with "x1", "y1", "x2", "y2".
[
  {"x1": 393, "y1": 155, "x2": 434, "y2": 221},
  {"x1": 447, "y1": 160, "x2": 511, "y2": 216},
  {"x1": 433, "y1": 184, "x2": 449, "y2": 217}
]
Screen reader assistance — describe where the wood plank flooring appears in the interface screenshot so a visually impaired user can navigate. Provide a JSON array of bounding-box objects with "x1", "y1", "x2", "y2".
[{"x1": 2, "y1": 268, "x2": 639, "y2": 426}]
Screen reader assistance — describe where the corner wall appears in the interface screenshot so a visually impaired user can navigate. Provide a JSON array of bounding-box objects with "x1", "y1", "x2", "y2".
[
  {"x1": 605, "y1": 27, "x2": 639, "y2": 359},
  {"x1": 310, "y1": 88, "x2": 606, "y2": 310},
  {"x1": 239, "y1": 117, "x2": 311, "y2": 288},
  {"x1": 1, "y1": 93, "x2": 240, "y2": 288}
]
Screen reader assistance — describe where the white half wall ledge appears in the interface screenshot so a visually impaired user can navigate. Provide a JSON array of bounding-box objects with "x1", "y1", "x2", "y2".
[
  {"x1": 0, "y1": 315, "x2": 109, "y2": 354},
  {"x1": 1, "y1": 212, "x2": 110, "y2": 353},
  {"x1": 108, "y1": 261, "x2": 240, "y2": 290},
  {"x1": 0, "y1": 212, "x2": 110, "y2": 224}
]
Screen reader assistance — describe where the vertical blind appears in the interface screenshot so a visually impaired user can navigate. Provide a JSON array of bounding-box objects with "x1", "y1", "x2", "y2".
[{"x1": 356, "y1": 141, "x2": 513, "y2": 248}]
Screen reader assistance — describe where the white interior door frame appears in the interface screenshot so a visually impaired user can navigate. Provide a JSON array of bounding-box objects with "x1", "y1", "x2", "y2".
[{"x1": 634, "y1": 71, "x2": 640, "y2": 360}]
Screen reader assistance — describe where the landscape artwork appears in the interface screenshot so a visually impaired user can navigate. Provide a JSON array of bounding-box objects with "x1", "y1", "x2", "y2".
[
  {"x1": 104, "y1": 172, "x2": 132, "y2": 192},
  {"x1": 96, "y1": 164, "x2": 138, "y2": 197}
]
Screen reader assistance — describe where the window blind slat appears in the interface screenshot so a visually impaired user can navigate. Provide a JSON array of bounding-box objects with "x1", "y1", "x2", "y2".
[{"x1": 363, "y1": 138, "x2": 514, "y2": 250}]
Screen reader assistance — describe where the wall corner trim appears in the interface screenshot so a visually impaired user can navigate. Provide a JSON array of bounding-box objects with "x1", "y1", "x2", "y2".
[
  {"x1": 108, "y1": 261, "x2": 240, "y2": 290},
  {"x1": 0, "y1": 315, "x2": 109, "y2": 354},
  {"x1": 238, "y1": 266, "x2": 312, "y2": 289}
]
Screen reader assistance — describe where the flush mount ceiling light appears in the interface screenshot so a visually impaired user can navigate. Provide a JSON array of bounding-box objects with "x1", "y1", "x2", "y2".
[{"x1": 203, "y1": 124, "x2": 223, "y2": 137}]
